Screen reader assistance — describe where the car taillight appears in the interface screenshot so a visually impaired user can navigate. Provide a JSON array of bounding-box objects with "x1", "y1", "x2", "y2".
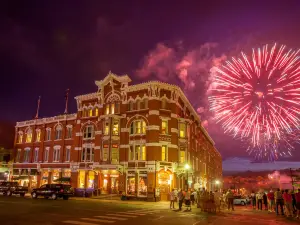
[{"x1": 60, "y1": 189, "x2": 64, "y2": 193}]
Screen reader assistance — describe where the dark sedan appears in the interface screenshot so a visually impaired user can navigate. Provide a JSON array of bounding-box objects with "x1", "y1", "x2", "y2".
[{"x1": 31, "y1": 184, "x2": 74, "y2": 200}]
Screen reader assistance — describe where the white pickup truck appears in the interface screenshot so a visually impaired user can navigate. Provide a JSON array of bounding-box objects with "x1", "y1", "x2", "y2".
[{"x1": 233, "y1": 195, "x2": 250, "y2": 205}]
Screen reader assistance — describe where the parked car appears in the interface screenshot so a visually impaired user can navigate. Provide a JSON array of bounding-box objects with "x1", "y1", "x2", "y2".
[
  {"x1": 0, "y1": 181, "x2": 28, "y2": 197},
  {"x1": 31, "y1": 184, "x2": 74, "y2": 200},
  {"x1": 233, "y1": 195, "x2": 250, "y2": 205}
]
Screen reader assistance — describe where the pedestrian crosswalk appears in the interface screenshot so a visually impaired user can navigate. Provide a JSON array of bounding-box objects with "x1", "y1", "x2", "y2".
[{"x1": 62, "y1": 209, "x2": 160, "y2": 225}]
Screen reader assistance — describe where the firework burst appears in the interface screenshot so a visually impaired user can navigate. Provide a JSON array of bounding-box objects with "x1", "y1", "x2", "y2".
[{"x1": 209, "y1": 43, "x2": 300, "y2": 159}]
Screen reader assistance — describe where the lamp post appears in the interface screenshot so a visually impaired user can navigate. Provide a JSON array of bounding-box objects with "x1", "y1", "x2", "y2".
[{"x1": 185, "y1": 164, "x2": 190, "y2": 190}]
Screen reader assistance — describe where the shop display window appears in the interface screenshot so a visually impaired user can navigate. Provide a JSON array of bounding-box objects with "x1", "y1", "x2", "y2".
[
  {"x1": 127, "y1": 177, "x2": 135, "y2": 196},
  {"x1": 79, "y1": 170, "x2": 85, "y2": 188},
  {"x1": 138, "y1": 177, "x2": 147, "y2": 197},
  {"x1": 88, "y1": 171, "x2": 94, "y2": 188}
]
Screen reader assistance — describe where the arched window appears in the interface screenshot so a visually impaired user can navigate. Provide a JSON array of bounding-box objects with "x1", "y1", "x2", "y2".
[
  {"x1": 128, "y1": 101, "x2": 134, "y2": 111},
  {"x1": 95, "y1": 108, "x2": 99, "y2": 116},
  {"x1": 88, "y1": 108, "x2": 93, "y2": 117},
  {"x1": 130, "y1": 120, "x2": 147, "y2": 134},
  {"x1": 18, "y1": 132, "x2": 23, "y2": 144},
  {"x1": 25, "y1": 129, "x2": 33, "y2": 143},
  {"x1": 55, "y1": 125, "x2": 62, "y2": 140},
  {"x1": 136, "y1": 100, "x2": 140, "y2": 110}
]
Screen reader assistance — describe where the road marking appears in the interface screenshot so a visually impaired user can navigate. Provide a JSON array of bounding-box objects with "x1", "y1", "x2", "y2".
[
  {"x1": 94, "y1": 216, "x2": 128, "y2": 221},
  {"x1": 106, "y1": 213, "x2": 137, "y2": 218},
  {"x1": 63, "y1": 221, "x2": 97, "y2": 225},
  {"x1": 117, "y1": 212, "x2": 146, "y2": 216},
  {"x1": 81, "y1": 218, "x2": 115, "y2": 223},
  {"x1": 152, "y1": 216, "x2": 164, "y2": 221}
]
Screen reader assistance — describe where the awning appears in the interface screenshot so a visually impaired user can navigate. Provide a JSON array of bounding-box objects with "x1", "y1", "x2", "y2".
[
  {"x1": 53, "y1": 177, "x2": 71, "y2": 182},
  {"x1": 12, "y1": 176, "x2": 29, "y2": 180}
]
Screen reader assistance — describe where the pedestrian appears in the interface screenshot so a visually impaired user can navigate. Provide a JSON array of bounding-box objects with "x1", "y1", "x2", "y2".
[
  {"x1": 283, "y1": 189, "x2": 293, "y2": 217},
  {"x1": 275, "y1": 188, "x2": 284, "y2": 216},
  {"x1": 214, "y1": 190, "x2": 221, "y2": 213},
  {"x1": 185, "y1": 189, "x2": 192, "y2": 211},
  {"x1": 291, "y1": 190, "x2": 297, "y2": 215},
  {"x1": 267, "y1": 190, "x2": 275, "y2": 212},
  {"x1": 191, "y1": 189, "x2": 196, "y2": 205},
  {"x1": 178, "y1": 189, "x2": 184, "y2": 211},
  {"x1": 226, "y1": 189, "x2": 234, "y2": 211},
  {"x1": 257, "y1": 191, "x2": 263, "y2": 210},
  {"x1": 295, "y1": 188, "x2": 300, "y2": 219},
  {"x1": 251, "y1": 191, "x2": 256, "y2": 210},
  {"x1": 169, "y1": 189, "x2": 175, "y2": 209},
  {"x1": 263, "y1": 192, "x2": 268, "y2": 210}
]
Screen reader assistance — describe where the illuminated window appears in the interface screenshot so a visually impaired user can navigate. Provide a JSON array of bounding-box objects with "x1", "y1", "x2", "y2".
[
  {"x1": 89, "y1": 108, "x2": 93, "y2": 117},
  {"x1": 142, "y1": 121, "x2": 146, "y2": 134},
  {"x1": 112, "y1": 120, "x2": 119, "y2": 135},
  {"x1": 46, "y1": 129, "x2": 51, "y2": 141},
  {"x1": 104, "y1": 122, "x2": 110, "y2": 135},
  {"x1": 84, "y1": 125, "x2": 94, "y2": 139},
  {"x1": 83, "y1": 109, "x2": 87, "y2": 117},
  {"x1": 111, "y1": 148, "x2": 119, "y2": 164},
  {"x1": 55, "y1": 125, "x2": 62, "y2": 140},
  {"x1": 53, "y1": 147, "x2": 60, "y2": 162},
  {"x1": 180, "y1": 151, "x2": 185, "y2": 163},
  {"x1": 135, "y1": 121, "x2": 141, "y2": 134},
  {"x1": 36, "y1": 130, "x2": 41, "y2": 142},
  {"x1": 106, "y1": 104, "x2": 110, "y2": 114},
  {"x1": 111, "y1": 103, "x2": 115, "y2": 114},
  {"x1": 179, "y1": 123, "x2": 186, "y2": 138},
  {"x1": 161, "y1": 120, "x2": 168, "y2": 134},
  {"x1": 141, "y1": 146, "x2": 146, "y2": 160},
  {"x1": 161, "y1": 145, "x2": 167, "y2": 161},
  {"x1": 18, "y1": 132, "x2": 23, "y2": 143},
  {"x1": 196, "y1": 157, "x2": 199, "y2": 171},
  {"x1": 66, "y1": 126, "x2": 72, "y2": 139},
  {"x1": 102, "y1": 148, "x2": 108, "y2": 161},
  {"x1": 81, "y1": 147, "x2": 94, "y2": 162},
  {"x1": 26, "y1": 129, "x2": 32, "y2": 143},
  {"x1": 95, "y1": 108, "x2": 99, "y2": 116}
]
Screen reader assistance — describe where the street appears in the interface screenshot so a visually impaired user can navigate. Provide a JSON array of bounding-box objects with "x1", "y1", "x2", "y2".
[{"x1": 0, "y1": 196, "x2": 299, "y2": 225}]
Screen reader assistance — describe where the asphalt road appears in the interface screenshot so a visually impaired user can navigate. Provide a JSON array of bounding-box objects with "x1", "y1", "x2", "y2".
[{"x1": 0, "y1": 196, "x2": 299, "y2": 225}]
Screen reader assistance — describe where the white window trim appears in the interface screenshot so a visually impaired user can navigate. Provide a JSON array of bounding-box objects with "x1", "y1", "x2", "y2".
[
  {"x1": 83, "y1": 125, "x2": 95, "y2": 139},
  {"x1": 81, "y1": 146, "x2": 94, "y2": 162},
  {"x1": 53, "y1": 146, "x2": 61, "y2": 162},
  {"x1": 161, "y1": 145, "x2": 168, "y2": 161},
  {"x1": 129, "y1": 144, "x2": 146, "y2": 161},
  {"x1": 130, "y1": 120, "x2": 146, "y2": 135},
  {"x1": 65, "y1": 146, "x2": 71, "y2": 162}
]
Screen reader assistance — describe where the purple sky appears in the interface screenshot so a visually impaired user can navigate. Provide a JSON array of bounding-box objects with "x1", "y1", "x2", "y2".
[{"x1": 1, "y1": 1, "x2": 300, "y2": 165}]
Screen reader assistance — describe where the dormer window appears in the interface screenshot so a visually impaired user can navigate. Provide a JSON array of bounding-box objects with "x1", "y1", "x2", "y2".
[
  {"x1": 45, "y1": 128, "x2": 51, "y2": 141},
  {"x1": 36, "y1": 129, "x2": 41, "y2": 142},
  {"x1": 17, "y1": 132, "x2": 23, "y2": 144},
  {"x1": 25, "y1": 129, "x2": 33, "y2": 143},
  {"x1": 88, "y1": 108, "x2": 93, "y2": 117},
  {"x1": 95, "y1": 108, "x2": 99, "y2": 116},
  {"x1": 136, "y1": 100, "x2": 140, "y2": 110}
]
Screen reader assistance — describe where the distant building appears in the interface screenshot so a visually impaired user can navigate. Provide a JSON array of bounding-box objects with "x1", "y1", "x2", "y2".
[
  {"x1": 0, "y1": 148, "x2": 11, "y2": 181},
  {"x1": 13, "y1": 72, "x2": 222, "y2": 200}
]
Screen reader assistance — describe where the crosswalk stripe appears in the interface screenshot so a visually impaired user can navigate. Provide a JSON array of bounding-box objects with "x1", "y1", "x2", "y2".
[
  {"x1": 94, "y1": 216, "x2": 128, "y2": 221},
  {"x1": 63, "y1": 221, "x2": 97, "y2": 225},
  {"x1": 106, "y1": 214, "x2": 137, "y2": 218},
  {"x1": 130, "y1": 210, "x2": 157, "y2": 213},
  {"x1": 117, "y1": 212, "x2": 146, "y2": 216},
  {"x1": 81, "y1": 218, "x2": 115, "y2": 223}
]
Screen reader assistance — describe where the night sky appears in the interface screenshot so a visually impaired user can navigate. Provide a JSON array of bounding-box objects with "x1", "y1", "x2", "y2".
[{"x1": 1, "y1": 0, "x2": 300, "y2": 166}]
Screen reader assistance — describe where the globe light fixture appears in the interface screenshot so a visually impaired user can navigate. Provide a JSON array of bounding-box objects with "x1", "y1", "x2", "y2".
[
  {"x1": 184, "y1": 164, "x2": 190, "y2": 170},
  {"x1": 215, "y1": 180, "x2": 220, "y2": 185}
]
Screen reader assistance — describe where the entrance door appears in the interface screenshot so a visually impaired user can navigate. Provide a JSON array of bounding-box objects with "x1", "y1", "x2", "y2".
[{"x1": 158, "y1": 171, "x2": 171, "y2": 201}]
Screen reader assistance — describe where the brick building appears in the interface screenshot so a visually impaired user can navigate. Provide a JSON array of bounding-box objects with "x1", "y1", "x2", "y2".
[{"x1": 12, "y1": 72, "x2": 222, "y2": 200}]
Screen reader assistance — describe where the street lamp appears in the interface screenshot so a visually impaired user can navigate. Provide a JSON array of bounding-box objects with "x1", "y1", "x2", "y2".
[
  {"x1": 215, "y1": 180, "x2": 220, "y2": 191},
  {"x1": 185, "y1": 164, "x2": 190, "y2": 190}
]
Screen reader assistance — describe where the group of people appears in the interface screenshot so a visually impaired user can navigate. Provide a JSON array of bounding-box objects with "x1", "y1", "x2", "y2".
[
  {"x1": 250, "y1": 188, "x2": 300, "y2": 219},
  {"x1": 169, "y1": 188, "x2": 224, "y2": 212}
]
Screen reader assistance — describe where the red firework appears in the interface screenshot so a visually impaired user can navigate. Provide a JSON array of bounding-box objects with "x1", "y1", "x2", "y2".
[{"x1": 209, "y1": 44, "x2": 300, "y2": 156}]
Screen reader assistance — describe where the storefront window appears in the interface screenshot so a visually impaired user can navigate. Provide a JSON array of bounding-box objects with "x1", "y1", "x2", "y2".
[
  {"x1": 31, "y1": 176, "x2": 37, "y2": 188},
  {"x1": 79, "y1": 170, "x2": 85, "y2": 188},
  {"x1": 52, "y1": 169, "x2": 60, "y2": 183},
  {"x1": 88, "y1": 171, "x2": 94, "y2": 188},
  {"x1": 41, "y1": 171, "x2": 48, "y2": 185},
  {"x1": 138, "y1": 176, "x2": 147, "y2": 197},
  {"x1": 63, "y1": 169, "x2": 71, "y2": 177},
  {"x1": 111, "y1": 176, "x2": 119, "y2": 194},
  {"x1": 103, "y1": 149, "x2": 108, "y2": 161},
  {"x1": 127, "y1": 177, "x2": 136, "y2": 196}
]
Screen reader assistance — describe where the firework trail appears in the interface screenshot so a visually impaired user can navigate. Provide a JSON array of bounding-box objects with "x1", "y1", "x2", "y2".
[{"x1": 209, "y1": 43, "x2": 300, "y2": 160}]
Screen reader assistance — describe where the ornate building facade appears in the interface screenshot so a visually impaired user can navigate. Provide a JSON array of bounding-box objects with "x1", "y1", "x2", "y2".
[{"x1": 13, "y1": 72, "x2": 222, "y2": 200}]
